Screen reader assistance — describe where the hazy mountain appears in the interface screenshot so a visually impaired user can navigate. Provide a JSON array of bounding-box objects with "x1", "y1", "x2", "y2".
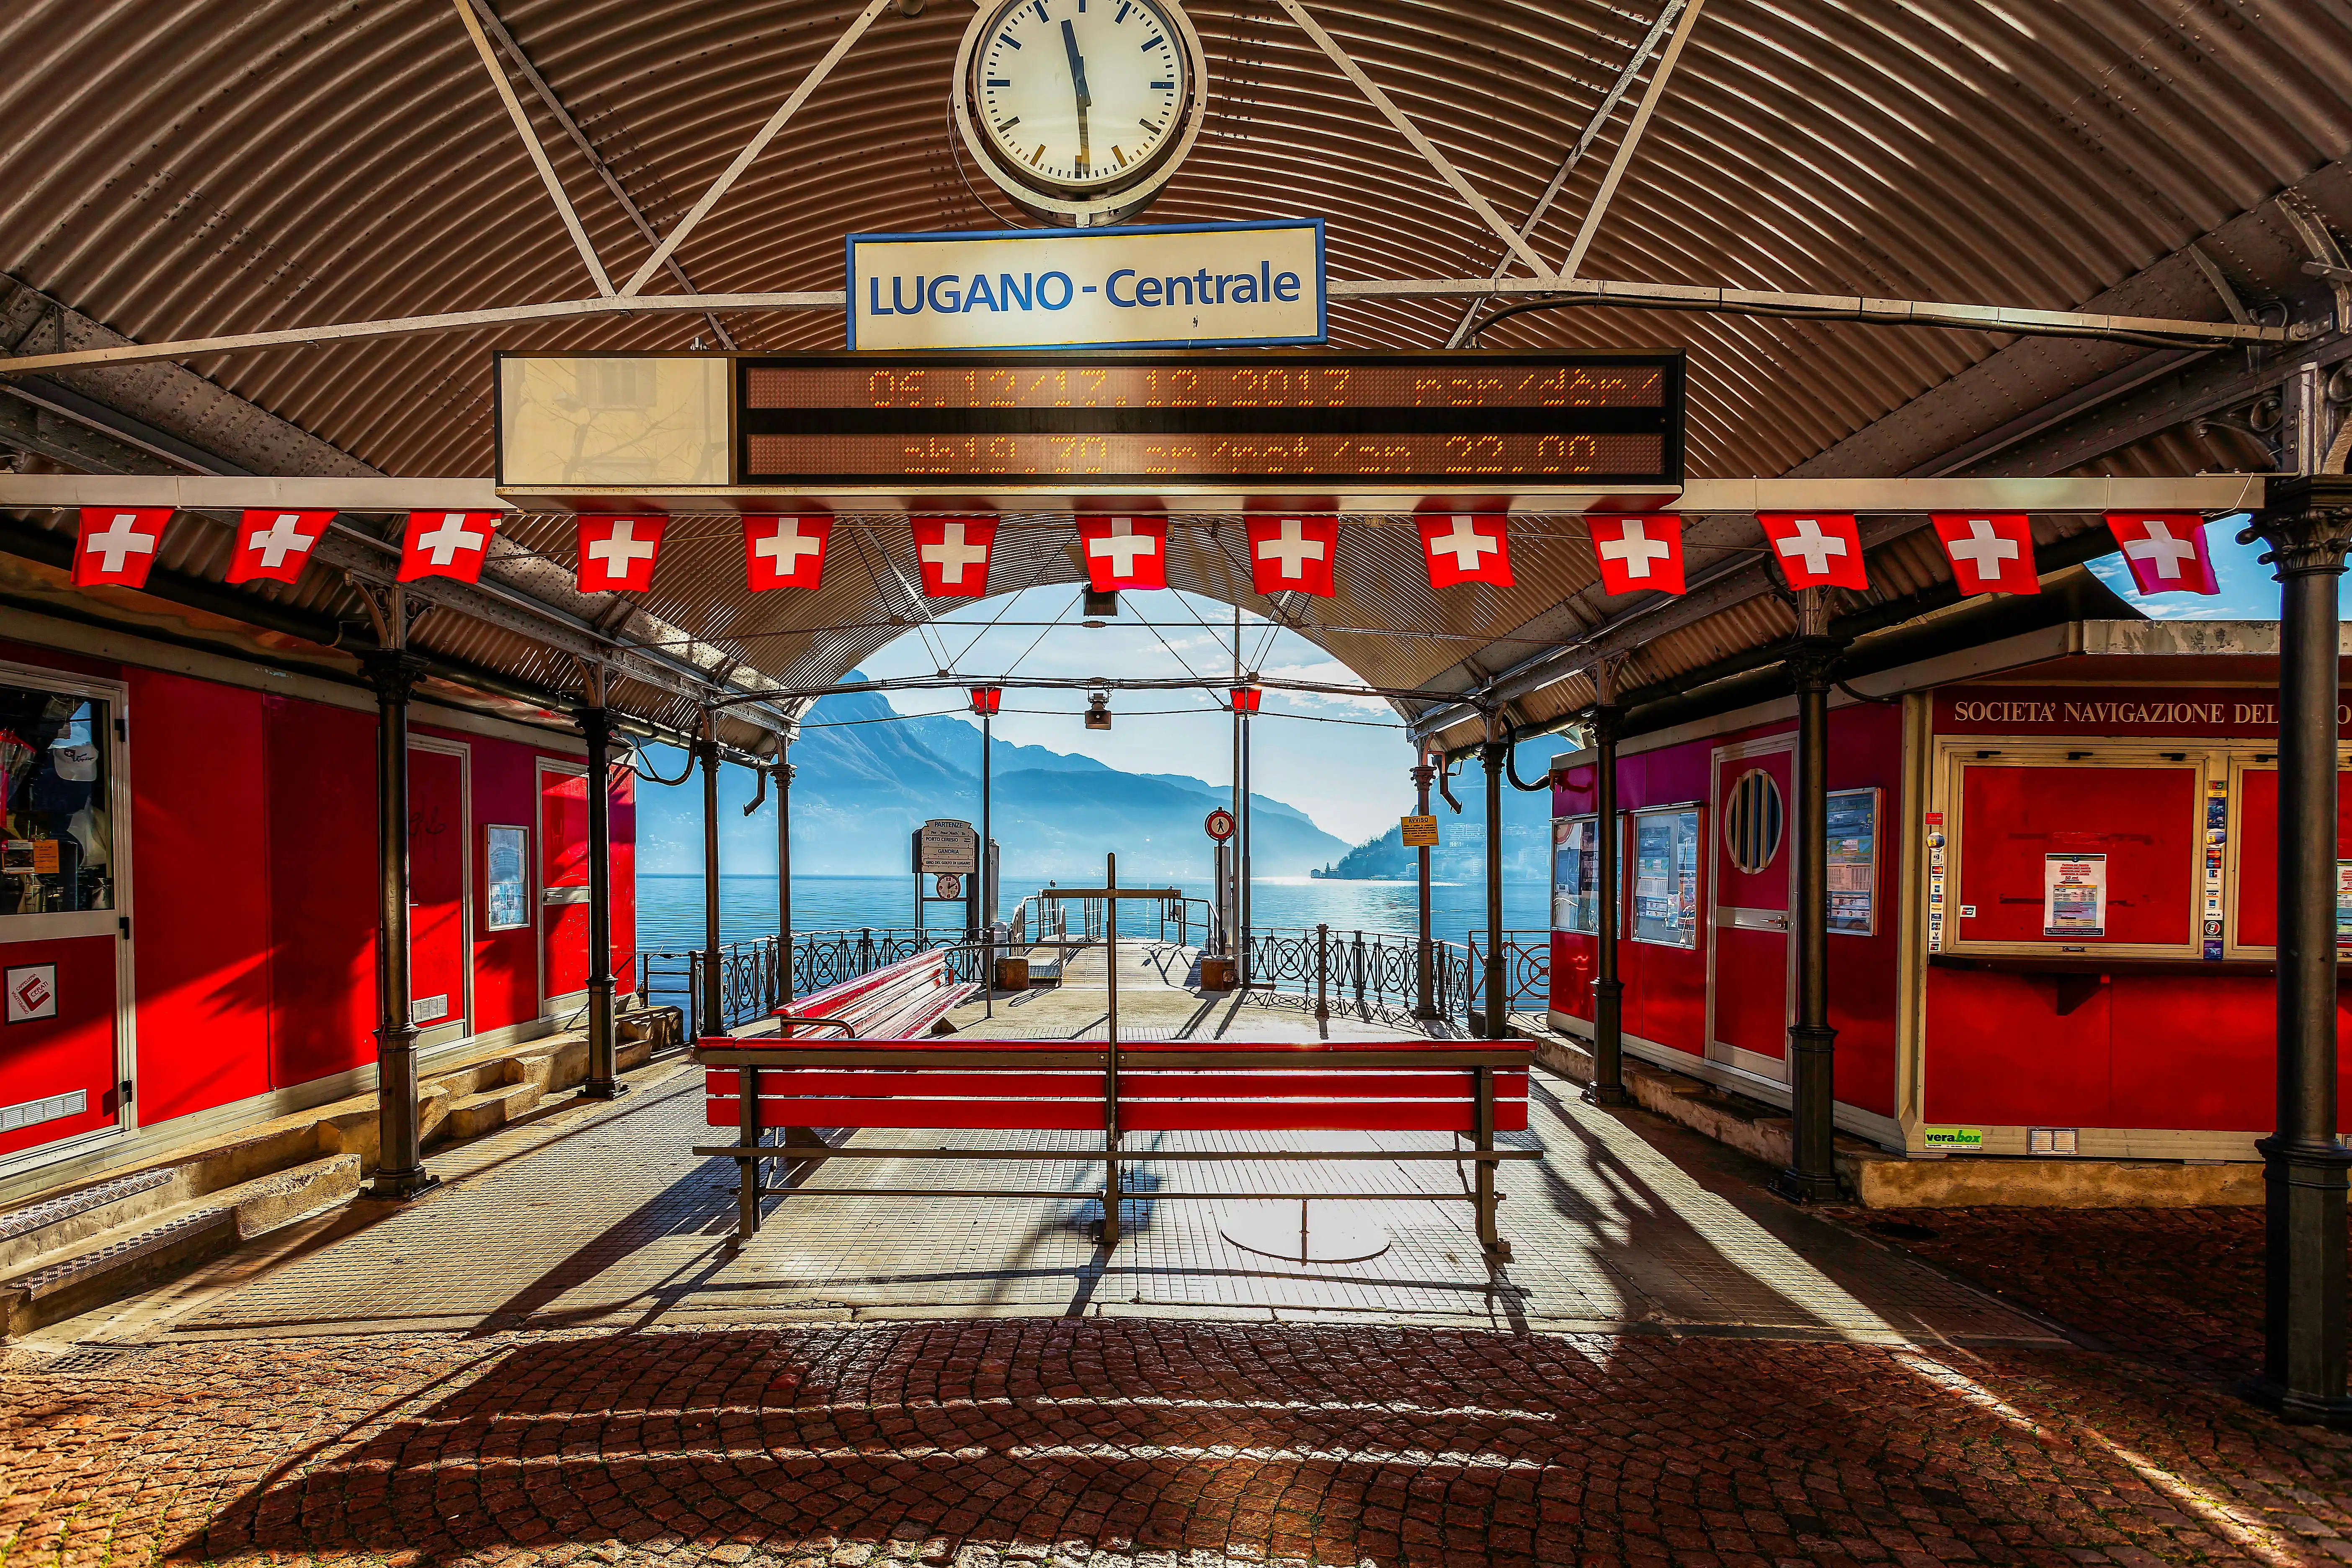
[
  {"x1": 1313, "y1": 770, "x2": 1556, "y2": 883},
  {"x1": 636, "y1": 676, "x2": 1348, "y2": 882}
]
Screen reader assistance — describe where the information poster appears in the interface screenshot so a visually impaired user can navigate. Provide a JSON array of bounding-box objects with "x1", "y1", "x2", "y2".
[
  {"x1": 1826, "y1": 788, "x2": 1877, "y2": 935},
  {"x1": 2043, "y1": 854, "x2": 2107, "y2": 938},
  {"x1": 2337, "y1": 861, "x2": 2352, "y2": 949},
  {"x1": 485, "y1": 825, "x2": 530, "y2": 931},
  {"x1": 1631, "y1": 809, "x2": 1699, "y2": 947}
]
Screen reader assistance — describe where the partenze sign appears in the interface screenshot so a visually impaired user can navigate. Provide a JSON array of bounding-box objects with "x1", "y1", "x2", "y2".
[{"x1": 847, "y1": 219, "x2": 1324, "y2": 352}]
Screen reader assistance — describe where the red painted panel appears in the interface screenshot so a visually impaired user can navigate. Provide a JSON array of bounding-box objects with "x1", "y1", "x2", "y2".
[
  {"x1": 1550, "y1": 931, "x2": 1595, "y2": 1020},
  {"x1": 0, "y1": 935, "x2": 119, "y2": 1156},
  {"x1": 453, "y1": 732, "x2": 539, "y2": 1035},
  {"x1": 2233, "y1": 768, "x2": 2352, "y2": 949},
  {"x1": 266, "y1": 696, "x2": 377, "y2": 1087},
  {"x1": 1827, "y1": 704, "x2": 1903, "y2": 1119},
  {"x1": 125, "y1": 669, "x2": 270, "y2": 1122},
  {"x1": 1956, "y1": 763, "x2": 2197, "y2": 946},
  {"x1": 408, "y1": 747, "x2": 467, "y2": 1031},
  {"x1": 608, "y1": 765, "x2": 637, "y2": 995},
  {"x1": 1923, "y1": 966, "x2": 2112, "y2": 1128},
  {"x1": 541, "y1": 766, "x2": 588, "y2": 1002},
  {"x1": 715, "y1": 1097, "x2": 1528, "y2": 1133},
  {"x1": 1712, "y1": 745, "x2": 1792, "y2": 1064},
  {"x1": 2105, "y1": 975, "x2": 2274, "y2": 1132}
]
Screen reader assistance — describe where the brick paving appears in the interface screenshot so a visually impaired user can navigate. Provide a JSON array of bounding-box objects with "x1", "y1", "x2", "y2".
[{"x1": 6, "y1": 1317, "x2": 2352, "y2": 1566}]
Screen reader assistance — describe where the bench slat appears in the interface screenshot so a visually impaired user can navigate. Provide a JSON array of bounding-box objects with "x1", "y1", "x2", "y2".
[
  {"x1": 708, "y1": 1098, "x2": 1530, "y2": 1134},
  {"x1": 707, "y1": 1068, "x2": 1525, "y2": 1101}
]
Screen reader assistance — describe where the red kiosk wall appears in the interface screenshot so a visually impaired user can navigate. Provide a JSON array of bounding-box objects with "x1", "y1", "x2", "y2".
[
  {"x1": 609, "y1": 766, "x2": 637, "y2": 992},
  {"x1": 264, "y1": 696, "x2": 378, "y2": 1088},
  {"x1": 539, "y1": 765, "x2": 590, "y2": 1004},
  {"x1": 1825, "y1": 704, "x2": 1901, "y2": 1120},
  {"x1": 0, "y1": 938, "x2": 121, "y2": 1159},
  {"x1": 126, "y1": 671, "x2": 271, "y2": 1123},
  {"x1": 1622, "y1": 745, "x2": 1710, "y2": 1056},
  {"x1": 407, "y1": 747, "x2": 468, "y2": 1032},
  {"x1": 1549, "y1": 762, "x2": 1598, "y2": 1023}
]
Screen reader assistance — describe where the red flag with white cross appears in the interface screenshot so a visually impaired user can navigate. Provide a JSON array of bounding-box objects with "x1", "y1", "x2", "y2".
[
  {"x1": 1246, "y1": 515, "x2": 1338, "y2": 597},
  {"x1": 1416, "y1": 513, "x2": 1512, "y2": 589},
  {"x1": 398, "y1": 510, "x2": 500, "y2": 584},
  {"x1": 743, "y1": 516, "x2": 830, "y2": 591},
  {"x1": 911, "y1": 516, "x2": 997, "y2": 598},
  {"x1": 1078, "y1": 516, "x2": 1168, "y2": 590},
  {"x1": 72, "y1": 506, "x2": 174, "y2": 588},
  {"x1": 1586, "y1": 514, "x2": 1686, "y2": 596},
  {"x1": 1756, "y1": 512, "x2": 1867, "y2": 591},
  {"x1": 575, "y1": 515, "x2": 668, "y2": 593},
  {"x1": 2104, "y1": 512, "x2": 2219, "y2": 596},
  {"x1": 224, "y1": 508, "x2": 332, "y2": 585},
  {"x1": 1930, "y1": 513, "x2": 2039, "y2": 596}
]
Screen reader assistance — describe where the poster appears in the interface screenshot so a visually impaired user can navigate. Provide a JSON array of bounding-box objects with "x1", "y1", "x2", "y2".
[
  {"x1": 485, "y1": 825, "x2": 530, "y2": 931},
  {"x1": 2043, "y1": 854, "x2": 2107, "y2": 937},
  {"x1": 1826, "y1": 788, "x2": 1876, "y2": 935},
  {"x1": 2337, "y1": 861, "x2": 2352, "y2": 949}
]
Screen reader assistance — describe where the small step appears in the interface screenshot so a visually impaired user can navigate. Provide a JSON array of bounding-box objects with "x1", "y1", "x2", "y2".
[
  {"x1": 0, "y1": 1167, "x2": 172, "y2": 1245},
  {"x1": 0, "y1": 1167, "x2": 181, "y2": 1274},
  {"x1": 1, "y1": 1207, "x2": 237, "y2": 1337},
  {"x1": 438, "y1": 1080, "x2": 546, "y2": 1142}
]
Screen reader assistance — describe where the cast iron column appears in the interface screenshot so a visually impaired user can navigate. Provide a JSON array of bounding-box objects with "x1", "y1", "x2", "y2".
[
  {"x1": 776, "y1": 754, "x2": 794, "y2": 1010},
  {"x1": 578, "y1": 704, "x2": 623, "y2": 1100},
  {"x1": 698, "y1": 717, "x2": 722, "y2": 1040},
  {"x1": 364, "y1": 649, "x2": 436, "y2": 1199},
  {"x1": 1482, "y1": 727, "x2": 1507, "y2": 1042},
  {"x1": 1240, "y1": 707, "x2": 1253, "y2": 982},
  {"x1": 980, "y1": 709, "x2": 993, "y2": 930},
  {"x1": 2249, "y1": 476, "x2": 2352, "y2": 1425},
  {"x1": 1584, "y1": 699, "x2": 1630, "y2": 1107},
  {"x1": 1773, "y1": 588, "x2": 1843, "y2": 1204},
  {"x1": 1412, "y1": 759, "x2": 1436, "y2": 1019}
]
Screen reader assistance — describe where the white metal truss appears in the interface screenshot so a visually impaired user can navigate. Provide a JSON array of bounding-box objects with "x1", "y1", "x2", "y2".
[
  {"x1": 1558, "y1": 0, "x2": 1707, "y2": 281},
  {"x1": 449, "y1": 0, "x2": 613, "y2": 295}
]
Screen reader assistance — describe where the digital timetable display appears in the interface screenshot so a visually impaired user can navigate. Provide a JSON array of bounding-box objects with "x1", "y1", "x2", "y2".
[{"x1": 733, "y1": 352, "x2": 1684, "y2": 489}]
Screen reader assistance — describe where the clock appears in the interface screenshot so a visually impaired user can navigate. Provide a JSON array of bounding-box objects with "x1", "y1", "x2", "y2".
[{"x1": 952, "y1": 0, "x2": 1209, "y2": 227}]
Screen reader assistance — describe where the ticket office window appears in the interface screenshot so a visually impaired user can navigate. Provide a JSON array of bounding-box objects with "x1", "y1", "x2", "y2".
[
  {"x1": 1630, "y1": 806, "x2": 1701, "y2": 948},
  {"x1": 1553, "y1": 816, "x2": 1601, "y2": 934},
  {"x1": 2226, "y1": 758, "x2": 2352, "y2": 957},
  {"x1": 0, "y1": 685, "x2": 115, "y2": 920},
  {"x1": 1947, "y1": 751, "x2": 2205, "y2": 955}
]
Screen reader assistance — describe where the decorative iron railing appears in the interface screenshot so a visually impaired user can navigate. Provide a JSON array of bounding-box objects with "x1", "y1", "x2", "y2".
[
  {"x1": 1466, "y1": 929, "x2": 1552, "y2": 1022},
  {"x1": 1242, "y1": 924, "x2": 1474, "y2": 1023}
]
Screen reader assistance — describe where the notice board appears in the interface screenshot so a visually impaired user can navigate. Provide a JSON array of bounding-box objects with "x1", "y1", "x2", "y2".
[{"x1": 1954, "y1": 763, "x2": 2198, "y2": 948}]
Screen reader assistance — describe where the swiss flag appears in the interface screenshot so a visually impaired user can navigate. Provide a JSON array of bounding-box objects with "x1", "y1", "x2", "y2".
[
  {"x1": 2106, "y1": 512, "x2": 2218, "y2": 596},
  {"x1": 1587, "y1": 514, "x2": 1686, "y2": 596},
  {"x1": 1931, "y1": 513, "x2": 2039, "y2": 596},
  {"x1": 576, "y1": 514, "x2": 667, "y2": 593},
  {"x1": 1246, "y1": 515, "x2": 1338, "y2": 597},
  {"x1": 1078, "y1": 516, "x2": 1167, "y2": 590},
  {"x1": 1757, "y1": 512, "x2": 1867, "y2": 591},
  {"x1": 72, "y1": 507, "x2": 174, "y2": 588},
  {"x1": 398, "y1": 510, "x2": 500, "y2": 584},
  {"x1": 224, "y1": 508, "x2": 332, "y2": 585},
  {"x1": 912, "y1": 516, "x2": 997, "y2": 598},
  {"x1": 744, "y1": 516, "x2": 830, "y2": 591},
  {"x1": 1417, "y1": 514, "x2": 1512, "y2": 589}
]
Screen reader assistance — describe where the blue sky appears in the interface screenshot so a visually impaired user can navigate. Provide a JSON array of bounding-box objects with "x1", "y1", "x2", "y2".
[{"x1": 2084, "y1": 514, "x2": 2292, "y2": 619}]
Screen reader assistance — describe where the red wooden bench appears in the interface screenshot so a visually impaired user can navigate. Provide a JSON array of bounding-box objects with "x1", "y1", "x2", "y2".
[
  {"x1": 773, "y1": 948, "x2": 977, "y2": 1040},
  {"x1": 691, "y1": 1037, "x2": 1537, "y2": 1257}
]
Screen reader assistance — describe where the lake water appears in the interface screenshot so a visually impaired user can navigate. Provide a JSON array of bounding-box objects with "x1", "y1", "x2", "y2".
[{"x1": 635, "y1": 872, "x2": 1551, "y2": 955}]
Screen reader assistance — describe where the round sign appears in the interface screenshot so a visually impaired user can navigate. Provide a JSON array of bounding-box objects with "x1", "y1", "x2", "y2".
[
  {"x1": 934, "y1": 873, "x2": 963, "y2": 900},
  {"x1": 1204, "y1": 809, "x2": 1235, "y2": 842}
]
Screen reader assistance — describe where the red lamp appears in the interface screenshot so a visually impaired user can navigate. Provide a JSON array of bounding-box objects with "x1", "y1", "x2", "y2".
[
  {"x1": 1230, "y1": 685, "x2": 1263, "y2": 714},
  {"x1": 969, "y1": 686, "x2": 1003, "y2": 716}
]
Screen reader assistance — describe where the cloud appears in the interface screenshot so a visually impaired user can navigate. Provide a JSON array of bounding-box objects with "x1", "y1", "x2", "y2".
[{"x1": 1257, "y1": 658, "x2": 1393, "y2": 713}]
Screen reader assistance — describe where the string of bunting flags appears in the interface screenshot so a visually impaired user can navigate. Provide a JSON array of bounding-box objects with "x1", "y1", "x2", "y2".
[{"x1": 59, "y1": 506, "x2": 2226, "y2": 601}]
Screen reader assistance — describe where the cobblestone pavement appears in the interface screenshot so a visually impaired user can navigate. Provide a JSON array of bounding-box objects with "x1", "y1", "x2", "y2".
[{"x1": 6, "y1": 1316, "x2": 2352, "y2": 1567}]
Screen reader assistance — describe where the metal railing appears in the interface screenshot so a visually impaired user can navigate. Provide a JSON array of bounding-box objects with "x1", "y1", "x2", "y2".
[
  {"x1": 1467, "y1": 929, "x2": 1552, "y2": 1023},
  {"x1": 1243, "y1": 924, "x2": 1474, "y2": 1023}
]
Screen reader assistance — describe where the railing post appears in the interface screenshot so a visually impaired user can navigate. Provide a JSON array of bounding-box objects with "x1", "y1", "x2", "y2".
[
  {"x1": 1474, "y1": 1065, "x2": 1502, "y2": 1257},
  {"x1": 1315, "y1": 922, "x2": 1330, "y2": 1024},
  {"x1": 1412, "y1": 760, "x2": 1437, "y2": 1019},
  {"x1": 735, "y1": 1062, "x2": 763, "y2": 1245}
]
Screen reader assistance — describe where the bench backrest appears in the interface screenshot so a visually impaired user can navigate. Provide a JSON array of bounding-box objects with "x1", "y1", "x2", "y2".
[
  {"x1": 777, "y1": 949, "x2": 965, "y2": 1039},
  {"x1": 706, "y1": 1039, "x2": 1531, "y2": 1135}
]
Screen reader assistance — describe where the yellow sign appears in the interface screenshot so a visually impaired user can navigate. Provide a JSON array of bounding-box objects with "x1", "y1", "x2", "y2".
[{"x1": 1400, "y1": 814, "x2": 1440, "y2": 848}]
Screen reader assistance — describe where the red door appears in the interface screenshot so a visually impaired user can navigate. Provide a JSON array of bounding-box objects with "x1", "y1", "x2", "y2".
[
  {"x1": 539, "y1": 764, "x2": 590, "y2": 1008},
  {"x1": 1710, "y1": 745, "x2": 1793, "y2": 1072},
  {"x1": 408, "y1": 745, "x2": 468, "y2": 1034},
  {"x1": 0, "y1": 681, "x2": 127, "y2": 1163}
]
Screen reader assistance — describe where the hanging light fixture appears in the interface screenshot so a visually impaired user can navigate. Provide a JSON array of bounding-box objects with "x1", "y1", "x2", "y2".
[
  {"x1": 968, "y1": 686, "x2": 1003, "y2": 715},
  {"x1": 1230, "y1": 683, "x2": 1264, "y2": 714},
  {"x1": 1085, "y1": 691, "x2": 1113, "y2": 730},
  {"x1": 1083, "y1": 588, "x2": 1119, "y2": 620}
]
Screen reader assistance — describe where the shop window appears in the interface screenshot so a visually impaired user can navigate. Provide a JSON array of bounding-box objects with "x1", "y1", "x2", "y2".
[
  {"x1": 1723, "y1": 767, "x2": 1783, "y2": 874},
  {"x1": 1955, "y1": 761, "x2": 2196, "y2": 949},
  {"x1": 0, "y1": 686, "x2": 113, "y2": 917},
  {"x1": 1631, "y1": 807, "x2": 1700, "y2": 947},
  {"x1": 1553, "y1": 816, "x2": 1601, "y2": 933}
]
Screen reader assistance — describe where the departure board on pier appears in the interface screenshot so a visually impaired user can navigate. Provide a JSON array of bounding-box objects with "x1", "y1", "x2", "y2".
[{"x1": 732, "y1": 352, "x2": 1684, "y2": 489}]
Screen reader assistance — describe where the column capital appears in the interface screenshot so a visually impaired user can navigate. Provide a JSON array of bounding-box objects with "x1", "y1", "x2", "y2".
[
  {"x1": 1586, "y1": 701, "x2": 1624, "y2": 744},
  {"x1": 359, "y1": 650, "x2": 430, "y2": 705},
  {"x1": 2244, "y1": 475, "x2": 2352, "y2": 579},
  {"x1": 575, "y1": 704, "x2": 612, "y2": 747},
  {"x1": 772, "y1": 760, "x2": 797, "y2": 786}
]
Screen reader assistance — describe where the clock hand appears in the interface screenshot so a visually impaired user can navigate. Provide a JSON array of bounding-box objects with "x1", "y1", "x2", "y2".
[{"x1": 1061, "y1": 18, "x2": 1092, "y2": 168}]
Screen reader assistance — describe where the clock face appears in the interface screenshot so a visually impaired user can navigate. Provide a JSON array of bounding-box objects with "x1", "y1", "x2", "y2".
[{"x1": 971, "y1": 0, "x2": 1192, "y2": 196}]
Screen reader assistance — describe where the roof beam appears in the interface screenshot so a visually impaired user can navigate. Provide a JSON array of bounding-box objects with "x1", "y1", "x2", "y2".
[
  {"x1": 1558, "y1": 0, "x2": 1707, "y2": 281},
  {"x1": 619, "y1": 0, "x2": 894, "y2": 296},
  {"x1": 1274, "y1": 0, "x2": 1553, "y2": 280},
  {"x1": 448, "y1": 0, "x2": 613, "y2": 296},
  {"x1": 1443, "y1": 0, "x2": 1687, "y2": 348}
]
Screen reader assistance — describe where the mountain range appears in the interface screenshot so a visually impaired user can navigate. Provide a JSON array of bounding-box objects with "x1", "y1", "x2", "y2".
[{"x1": 636, "y1": 676, "x2": 1351, "y2": 882}]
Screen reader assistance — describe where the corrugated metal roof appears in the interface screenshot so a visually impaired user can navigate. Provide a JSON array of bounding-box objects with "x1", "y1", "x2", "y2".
[{"x1": 2, "y1": 0, "x2": 2341, "y2": 737}]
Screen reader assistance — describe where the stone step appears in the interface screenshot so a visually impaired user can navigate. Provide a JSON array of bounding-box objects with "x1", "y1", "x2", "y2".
[
  {"x1": 0, "y1": 1167, "x2": 178, "y2": 1274},
  {"x1": 436, "y1": 1079, "x2": 547, "y2": 1142}
]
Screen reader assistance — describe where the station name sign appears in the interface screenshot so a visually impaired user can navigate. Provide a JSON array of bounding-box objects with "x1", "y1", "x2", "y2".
[
  {"x1": 1939, "y1": 686, "x2": 2351, "y2": 737},
  {"x1": 846, "y1": 219, "x2": 1324, "y2": 352}
]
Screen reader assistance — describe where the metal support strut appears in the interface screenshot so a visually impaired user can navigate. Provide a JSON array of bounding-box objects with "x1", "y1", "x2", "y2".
[
  {"x1": 2246, "y1": 477, "x2": 2352, "y2": 1426},
  {"x1": 1481, "y1": 727, "x2": 1507, "y2": 1042},
  {"x1": 1584, "y1": 686, "x2": 1630, "y2": 1108},
  {"x1": 697, "y1": 713, "x2": 722, "y2": 1040},
  {"x1": 361, "y1": 625, "x2": 437, "y2": 1200},
  {"x1": 1412, "y1": 758, "x2": 1437, "y2": 1019},
  {"x1": 1773, "y1": 588, "x2": 1844, "y2": 1204},
  {"x1": 578, "y1": 694, "x2": 624, "y2": 1101},
  {"x1": 1100, "y1": 851, "x2": 1123, "y2": 1248}
]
